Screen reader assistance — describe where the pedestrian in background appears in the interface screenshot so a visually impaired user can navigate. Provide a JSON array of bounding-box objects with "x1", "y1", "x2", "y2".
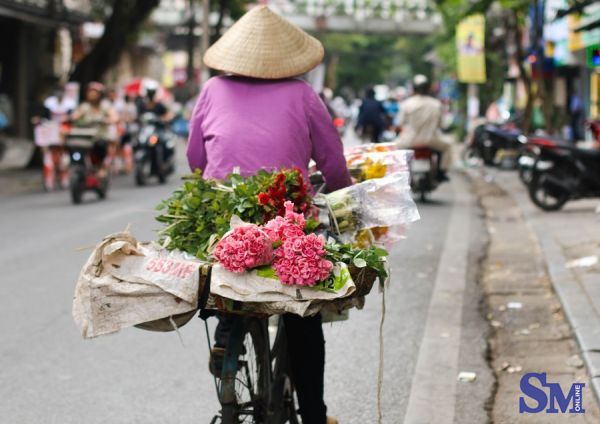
[
  {"x1": 33, "y1": 87, "x2": 76, "y2": 190},
  {"x1": 356, "y1": 87, "x2": 386, "y2": 143}
]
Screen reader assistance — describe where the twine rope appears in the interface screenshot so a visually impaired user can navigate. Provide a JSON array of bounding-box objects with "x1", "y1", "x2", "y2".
[{"x1": 377, "y1": 285, "x2": 386, "y2": 424}]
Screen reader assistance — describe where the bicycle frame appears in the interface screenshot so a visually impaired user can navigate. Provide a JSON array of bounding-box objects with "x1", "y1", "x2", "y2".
[{"x1": 207, "y1": 314, "x2": 298, "y2": 424}]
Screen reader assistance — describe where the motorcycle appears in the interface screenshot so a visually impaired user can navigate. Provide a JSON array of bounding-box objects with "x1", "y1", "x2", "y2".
[
  {"x1": 464, "y1": 119, "x2": 523, "y2": 167},
  {"x1": 134, "y1": 112, "x2": 175, "y2": 186},
  {"x1": 518, "y1": 120, "x2": 600, "y2": 185},
  {"x1": 64, "y1": 124, "x2": 110, "y2": 204},
  {"x1": 527, "y1": 142, "x2": 600, "y2": 211},
  {"x1": 410, "y1": 145, "x2": 441, "y2": 202}
]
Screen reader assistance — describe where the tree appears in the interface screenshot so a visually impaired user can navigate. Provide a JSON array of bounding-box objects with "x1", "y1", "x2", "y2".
[
  {"x1": 434, "y1": 0, "x2": 550, "y2": 134},
  {"x1": 319, "y1": 34, "x2": 433, "y2": 95},
  {"x1": 70, "y1": 0, "x2": 161, "y2": 89}
]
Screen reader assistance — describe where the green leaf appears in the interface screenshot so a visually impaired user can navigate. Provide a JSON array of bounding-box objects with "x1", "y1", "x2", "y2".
[
  {"x1": 353, "y1": 258, "x2": 367, "y2": 268},
  {"x1": 256, "y1": 265, "x2": 278, "y2": 280}
]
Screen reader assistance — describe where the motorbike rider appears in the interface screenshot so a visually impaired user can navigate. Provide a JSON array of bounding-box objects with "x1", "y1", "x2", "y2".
[
  {"x1": 396, "y1": 75, "x2": 452, "y2": 181},
  {"x1": 108, "y1": 88, "x2": 137, "y2": 173},
  {"x1": 136, "y1": 80, "x2": 172, "y2": 122},
  {"x1": 70, "y1": 82, "x2": 118, "y2": 173}
]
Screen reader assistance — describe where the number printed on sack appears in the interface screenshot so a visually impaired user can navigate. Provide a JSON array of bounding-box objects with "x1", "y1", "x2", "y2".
[{"x1": 145, "y1": 257, "x2": 196, "y2": 279}]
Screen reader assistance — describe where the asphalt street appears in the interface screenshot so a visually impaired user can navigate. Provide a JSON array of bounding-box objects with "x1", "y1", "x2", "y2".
[{"x1": 0, "y1": 139, "x2": 490, "y2": 423}]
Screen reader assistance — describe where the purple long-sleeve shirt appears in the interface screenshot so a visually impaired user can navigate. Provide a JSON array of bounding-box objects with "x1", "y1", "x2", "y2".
[{"x1": 186, "y1": 76, "x2": 351, "y2": 191}]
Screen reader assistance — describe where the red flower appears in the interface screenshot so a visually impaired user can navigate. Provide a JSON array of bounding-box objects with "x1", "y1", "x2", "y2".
[
  {"x1": 258, "y1": 192, "x2": 270, "y2": 205},
  {"x1": 275, "y1": 173, "x2": 286, "y2": 185}
]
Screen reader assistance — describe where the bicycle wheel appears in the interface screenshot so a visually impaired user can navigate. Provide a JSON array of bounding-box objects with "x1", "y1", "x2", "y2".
[
  {"x1": 270, "y1": 317, "x2": 300, "y2": 424},
  {"x1": 220, "y1": 316, "x2": 271, "y2": 424}
]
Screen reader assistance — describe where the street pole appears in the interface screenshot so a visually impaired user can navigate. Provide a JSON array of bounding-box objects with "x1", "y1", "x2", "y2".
[
  {"x1": 186, "y1": 0, "x2": 196, "y2": 91},
  {"x1": 201, "y1": 0, "x2": 210, "y2": 85}
]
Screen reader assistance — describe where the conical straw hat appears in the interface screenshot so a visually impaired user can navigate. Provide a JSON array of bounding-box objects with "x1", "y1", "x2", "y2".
[{"x1": 204, "y1": 6, "x2": 324, "y2": 79}]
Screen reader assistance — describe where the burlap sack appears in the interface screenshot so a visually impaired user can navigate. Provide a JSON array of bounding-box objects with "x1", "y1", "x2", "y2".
[
  {"x1": 72, "y1": 232, "x2": 206, "y2": 339},
  {"x1": 208, "y1": 263, "x2": 357, "y2": 316}
]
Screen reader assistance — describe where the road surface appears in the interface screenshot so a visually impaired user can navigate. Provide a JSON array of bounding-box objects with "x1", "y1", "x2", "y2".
[{"x1": 0, "y1": 139, "x2": 490, "y2": 423}]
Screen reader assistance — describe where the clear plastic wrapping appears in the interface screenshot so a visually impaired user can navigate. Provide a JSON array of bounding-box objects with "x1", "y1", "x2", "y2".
[
  {"x1": 316, "y1": 171, "x2": 420, "y2": 246},
  {"x1": 345, "y1": 146, "x2": 413, "y2": 182}
]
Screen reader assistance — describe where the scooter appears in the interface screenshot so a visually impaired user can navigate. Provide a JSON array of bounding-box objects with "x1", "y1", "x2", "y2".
[
  {"x1": 410, "y1": 145, "x2": 441, "y2": 202},
  {"x1": 134, "y1": 112, "x2": 175, "y2": 186},
  {"x1": 464, "y1": 119, "x2": 523, "y2": 167},
  {"x1": 527, "y1": 142, "x2": 600, "y2": 211},
  {"x1": 518, "y1": 120, "x2": 600, "y2": 185},
  {"x1": 64, "y1": 124, "x2": 110, "y2": 204}
]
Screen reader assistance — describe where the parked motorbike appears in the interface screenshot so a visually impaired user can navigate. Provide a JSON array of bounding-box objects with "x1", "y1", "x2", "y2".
[
  {"x1": 464, "y1": 119, "x2": 523, "y2": 167},
  {"x1": 134, "y1": 112, "x2": 175, "y2": 186},
  {"x1": 410, "y1": 145, "x2": 440, "y2": 202},
  {"x1": 64, "y1": 124, "x2": 110, "y2": 204},
  {"x1": 518, "y1": 120, "x2": 600, "y2": 185},
  {"x1": 527, "y1": 142, "x2": 600, "y2": 211}
]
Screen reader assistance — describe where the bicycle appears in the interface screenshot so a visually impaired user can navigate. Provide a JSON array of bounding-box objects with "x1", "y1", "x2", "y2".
[{"x1": 203, "y1": 313, "x2": 300, "y2": 424}]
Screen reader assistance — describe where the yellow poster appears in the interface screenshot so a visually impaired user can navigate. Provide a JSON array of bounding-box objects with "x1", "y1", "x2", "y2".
[
  {"x1": 568, "y1": 15, "x2": 584, "y2": 51},
  {"x1": 456, "y1": 14, "x2": 486, "y2": 84}
]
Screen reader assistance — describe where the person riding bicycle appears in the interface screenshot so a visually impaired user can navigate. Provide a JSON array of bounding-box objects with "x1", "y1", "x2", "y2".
[
  {"x1": 396, "y1": 74, "x2": 452, "y2": 182},
  {"x1": 186, "y1": 6, "x2": 351, "y2": 424}
]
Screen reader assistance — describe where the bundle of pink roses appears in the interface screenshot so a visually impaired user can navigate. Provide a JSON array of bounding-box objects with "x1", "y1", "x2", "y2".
[
  {"x1": 213, "y1": 225, "x2": 273, "y2": 273},
  {"x1": 214, "y1": 201, "x2": 333, "y2": 287}
]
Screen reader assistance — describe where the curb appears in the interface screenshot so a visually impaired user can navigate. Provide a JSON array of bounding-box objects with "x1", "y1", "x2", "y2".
[
  {"x1": 490, "y1": 172, "x2": 600, "y2": 405},
  {"x1": 0, "y1": 137, "x2": 35, "y2": 171},
  {"x1": 0, "y1": 169, "x2": 42, "y2": 195}
]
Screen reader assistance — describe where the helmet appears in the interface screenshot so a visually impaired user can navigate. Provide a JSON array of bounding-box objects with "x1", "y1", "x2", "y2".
[
  {"x1": 87, "y1": 81, "x2": 105, "y2": 93},
  {"x1": 143, "y1": 79, "x2": 160, "y2": 100},
  {"x1": 412, "y1": 74, "x2": 429, "y2": 94}
]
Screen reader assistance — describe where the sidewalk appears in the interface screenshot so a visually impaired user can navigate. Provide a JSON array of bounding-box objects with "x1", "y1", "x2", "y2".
[
  {"x1": 473, "y1": 167, "x2": 600, "y2": 403},
  {"x1": 0, "y1": 168, "x2": 42, "y2": 195},
  {"x1": 0, "y1": 138, "x2": 40, "y2": 195}
]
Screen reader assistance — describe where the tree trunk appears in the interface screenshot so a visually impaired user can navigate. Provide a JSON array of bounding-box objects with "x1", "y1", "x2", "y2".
[
  {"x1": 70, "y1": 0, "x2": 160, "y2": 89},
  {"x1": 212, "y1": 0, "x2": 229, "y2": 44},
  {"x1": 512, "y1": 10, "x2": 533, "y2": 134},
  {"x1": 186, "y1": 0, "x2": 196, "y2": 86}
]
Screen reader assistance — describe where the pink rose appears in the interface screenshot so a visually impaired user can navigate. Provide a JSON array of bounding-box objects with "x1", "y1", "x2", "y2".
[{"x1": 214, "y1": 224, "x2": 274, "y2": 273}]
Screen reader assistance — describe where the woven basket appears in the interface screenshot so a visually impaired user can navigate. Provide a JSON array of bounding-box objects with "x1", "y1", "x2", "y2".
[{"x1": 348, "y1": 265, "x2": 379, "y2": 298}]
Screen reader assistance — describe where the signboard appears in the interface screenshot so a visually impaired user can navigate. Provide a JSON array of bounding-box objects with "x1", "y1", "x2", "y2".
[
  {"x1": 456, "y1": 14, "x2": 486, "y2": 84},
  {"x1": 587, "y1": 44, "x2": 600, "y2": 68}
]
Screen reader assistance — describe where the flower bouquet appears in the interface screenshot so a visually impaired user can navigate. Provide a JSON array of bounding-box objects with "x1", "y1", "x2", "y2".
[
  {"x1": 156, "y1": 167, "x2": 313, "y2": 259},
  {"x1": 154, "y1": 167, "x2": 414, "y2": 316},
  {"x1": 339, "y1": 144, "x2": 417, "y2": 248}
]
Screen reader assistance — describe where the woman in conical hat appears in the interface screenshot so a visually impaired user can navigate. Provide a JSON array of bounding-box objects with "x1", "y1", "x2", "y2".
[{"x1": 187, "y1": 6, "x2": 350, "y2": 424}]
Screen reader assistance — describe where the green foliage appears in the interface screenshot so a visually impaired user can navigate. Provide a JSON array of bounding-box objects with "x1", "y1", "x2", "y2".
[
  {"x1": 155, "y1": 169, "x2": 307, "y2": 259},
  {"x1": 324, "y1": 243, "x2": 389, "y2": 286},
  {"x1": 319, "y1": 34, "x2": 433, "y2": 92}
]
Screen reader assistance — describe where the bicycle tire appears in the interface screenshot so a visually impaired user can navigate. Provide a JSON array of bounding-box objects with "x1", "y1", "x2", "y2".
[
  {"x1": 220, "y1": 317, "x2": 271, "y2": 424},
  {"x1": 270, "y1": 317, "x2": 299, "y2": 424}
]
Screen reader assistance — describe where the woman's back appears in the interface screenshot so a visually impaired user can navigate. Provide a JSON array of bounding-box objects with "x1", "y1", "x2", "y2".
[{"x1": 187, "y1": 76, "x2": 350, "y2": 190}]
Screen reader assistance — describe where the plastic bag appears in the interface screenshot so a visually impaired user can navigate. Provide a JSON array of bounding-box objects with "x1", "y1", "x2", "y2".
[
  {"x1": 317, "y1": 173, "x2": 420, "y2": 246},
  {"x1": 345, "y1": 148, "x2": 413, "y2": 182}
]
